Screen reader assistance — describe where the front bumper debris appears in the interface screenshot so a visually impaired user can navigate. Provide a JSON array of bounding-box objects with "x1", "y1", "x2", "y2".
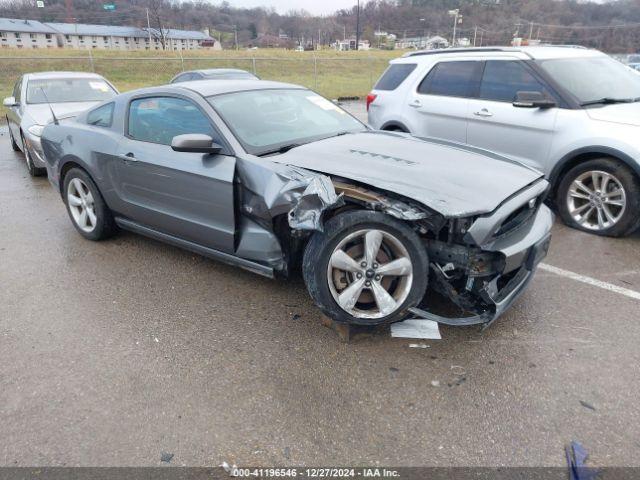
[{"x1": 411, "y1": 205, "x2": 554, "y2": 329}]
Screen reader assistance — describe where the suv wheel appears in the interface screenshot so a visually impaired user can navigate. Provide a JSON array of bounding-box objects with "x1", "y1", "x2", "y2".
[
  {"x1": 557, "y1": 158, "x2": 640, "y2": 237},
  {"x1": 303, "y1": 210, "x2": 428, "y2": 326},
  {"x1": 63, "y1": 168, "x2": 116, "y2": 241}
]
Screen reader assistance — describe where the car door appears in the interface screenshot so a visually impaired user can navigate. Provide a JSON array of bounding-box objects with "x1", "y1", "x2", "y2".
[
  {"x1": 466, "y1": 59, "x2": 559, "y2": 170},
  {"x1": 6, "y1": 77, "x2": 24, "y2": 148},
  {"x1": 404, "y1": 59, "x2": 483, "y2": 143},
  {"x1": 110, "y1": 95, "x2": 236, "y2": 253}
]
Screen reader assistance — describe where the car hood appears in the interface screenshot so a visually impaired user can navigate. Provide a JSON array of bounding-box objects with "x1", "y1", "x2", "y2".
[
  {"x1": 585, "y1": 102, "x2": 640, "y2": 127},
  {"x1": 24, "y1": 102, "x2": 99, "y2": 125},
  {"x1": 273, "y1": 132, "x2": 544, "y2": 218}
]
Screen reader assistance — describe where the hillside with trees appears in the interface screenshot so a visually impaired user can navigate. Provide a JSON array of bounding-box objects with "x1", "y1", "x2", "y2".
[{"x1": 1, "y1": 0, "x2": 640, "y2": 52}]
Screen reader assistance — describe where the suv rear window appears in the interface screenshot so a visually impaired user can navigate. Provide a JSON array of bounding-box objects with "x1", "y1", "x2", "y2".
[
  {"x1": 418, "y1": 61, "x2": 481, "y2": 98},
  {"x1": 374, "y1": 64, "x2": 417, "y2": 91}
]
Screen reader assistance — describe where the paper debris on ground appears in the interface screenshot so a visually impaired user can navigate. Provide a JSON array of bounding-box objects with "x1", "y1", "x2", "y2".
[{"x1": 391, "y1": 319, "x2": 441, "y2": 340}]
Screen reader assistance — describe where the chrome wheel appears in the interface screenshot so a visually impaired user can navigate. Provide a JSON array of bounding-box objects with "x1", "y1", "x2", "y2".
[
  {"x1": 67, "y1": 178, "x2": 97, "y2": 233},
  {"x1": 327, "y1": 229, "x2": 413, "y2": 319},
  {"x1": 567, "y1": 170, "x2": 626, "y2": 231}
]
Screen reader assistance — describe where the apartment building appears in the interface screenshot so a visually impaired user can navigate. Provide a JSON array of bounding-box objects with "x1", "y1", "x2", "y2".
[
  {"x1": 0, "y1": 18, "x2": 58, "y2": 49},
  {"x1": 0, "y1": 17, "x2": 217, "y2": 50}
]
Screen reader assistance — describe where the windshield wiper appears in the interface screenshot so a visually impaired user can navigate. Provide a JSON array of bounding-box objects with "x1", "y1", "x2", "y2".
[
  {"x1": 257, "y1": 143, "x2": 302, "y2": 157},
  {"x1": 580, "y1": 97, "x2": 639, "y2": 106}
]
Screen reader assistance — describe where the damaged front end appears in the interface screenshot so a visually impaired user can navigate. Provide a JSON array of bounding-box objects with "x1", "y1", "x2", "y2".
[
  {"x1": 412, "y1": 179, "x2": 554, "y2": 328},
  {"x1": 233, "y1": 157, "x2": 553, "y2": 329}
]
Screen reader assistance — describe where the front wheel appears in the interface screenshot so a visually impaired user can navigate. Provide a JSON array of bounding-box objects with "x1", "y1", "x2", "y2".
[
  {"x1": 23, "y1": 141, "x2": 46, "y2": 177},
  {"x1": 303, "y1": 210, "x2": 428, "y2": 326},
  {"x1": 557, "y1": 158, "x2": 640, "y2": 237}
]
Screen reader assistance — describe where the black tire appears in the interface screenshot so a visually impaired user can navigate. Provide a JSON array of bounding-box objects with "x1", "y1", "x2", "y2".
[
  {"x1": 557, "y1": 158, "x2": 640, "y2": 237},
  {"x1": 62, "y1": 167, "x2": 116, "y2": 241},
  {"x1": 23, "y1": 139, "x2": 47, "y2": 177},
  {"x1": 7, "y1": 119, "x2": 20, "y2": 152},
  {"x1": 303, "y1": 210, "x2": 428, "y2": 326}
]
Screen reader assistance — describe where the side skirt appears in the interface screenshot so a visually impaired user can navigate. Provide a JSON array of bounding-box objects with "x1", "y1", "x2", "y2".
[{"x1": 114, "y1": 217, "x2": 275, "y2": 279}]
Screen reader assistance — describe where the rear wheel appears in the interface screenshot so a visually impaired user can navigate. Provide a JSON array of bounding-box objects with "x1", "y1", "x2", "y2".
[
  {"x1": 557, "y1": 158, "x2": 640, "y2": 237},
  {"x1": 63, "y1": 168, "x2": 116, "y2": 241},
  {"x1": 303, "y1": 210, "x2": 428, "y2": 326}
]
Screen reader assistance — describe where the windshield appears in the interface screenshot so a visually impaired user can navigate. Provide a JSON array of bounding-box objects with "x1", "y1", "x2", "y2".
[
  {"x1": 27, "y1": 78, "x2": 117, "y2": 104},
  {"x1": 207, "y1": 89, "x2": 366, "y2": 155},
  {"x1": 537, "y1": 56, "x2": 640, "y2": 105}
]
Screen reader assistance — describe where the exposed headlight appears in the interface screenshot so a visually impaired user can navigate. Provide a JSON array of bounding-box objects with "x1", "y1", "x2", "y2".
[{"x1": 27, "y1": 125, "x2": 45, "y2": 137}]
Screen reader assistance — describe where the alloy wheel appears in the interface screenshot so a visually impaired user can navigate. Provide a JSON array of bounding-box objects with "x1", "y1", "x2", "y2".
[
  {"x1": 327, "y1": 229, "x2": 413, "y2": 319},
  {"x1": 566, "y1": 170, "x2": 627, "y2": 231},
  {"x1": 67, "y1": 178, "x2": 97, "y2": 233}
]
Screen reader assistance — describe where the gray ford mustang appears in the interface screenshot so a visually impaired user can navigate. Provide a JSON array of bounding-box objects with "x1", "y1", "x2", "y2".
[{"x1": 40, "y1": 80, "x2": 553, "y2": 327}]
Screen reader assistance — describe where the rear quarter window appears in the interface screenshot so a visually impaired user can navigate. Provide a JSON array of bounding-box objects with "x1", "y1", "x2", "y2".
[
  {"x1": 374, "y1": 64, "x2": 417, "y2": 91},
  {"x1": 87, "y1": 102, "x2": 114, "y2": 128}
]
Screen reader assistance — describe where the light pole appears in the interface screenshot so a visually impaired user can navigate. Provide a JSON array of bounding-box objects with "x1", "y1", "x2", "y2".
[
  {"x1": 448, "y1": 9, "x2": 459, "y2": 47},
  {"x1": 355, "y1": 0, "x2": 360, "y2": 51},
  {"x1": 420, "y1": 18, "x2": 425, "y2": 49}
]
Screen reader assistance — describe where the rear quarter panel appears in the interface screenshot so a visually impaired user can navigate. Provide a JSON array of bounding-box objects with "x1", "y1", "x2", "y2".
[{"x1": 41, "y1": 122, "x2": 121, "y2": 201}]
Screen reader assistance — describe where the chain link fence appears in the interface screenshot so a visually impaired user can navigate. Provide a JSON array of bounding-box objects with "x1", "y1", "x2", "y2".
[{"x1": 0, "y1": 54, "x2": 391, "y2": 110}]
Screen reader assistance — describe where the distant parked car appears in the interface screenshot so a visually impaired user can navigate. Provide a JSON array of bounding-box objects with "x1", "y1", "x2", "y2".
[
  {"x1": 4, "y1": 72, "x2": 118, "y2": 177},
  {"x1": 368, "y1": 46, "x2": 640, "y2": 237},
  {"x1": 627, "y1": 54, "x2": 640, "y2": 70},
  {"x1": 170, "y1": 69, "x2": 258, "y2": 83},
  {"x1": 39, "y1": 80, "x2": 552, "y2": 328}
]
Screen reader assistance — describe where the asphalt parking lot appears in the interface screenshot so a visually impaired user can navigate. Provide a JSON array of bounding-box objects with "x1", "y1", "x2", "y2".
[{"x1": 1, "y1": 107, "x2": 640, "y2": 468}]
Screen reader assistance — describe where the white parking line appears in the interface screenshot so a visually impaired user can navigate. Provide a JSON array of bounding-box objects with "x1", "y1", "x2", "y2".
[{"x1": 539, "y1": 263, "x2": 640, "y2": 301}]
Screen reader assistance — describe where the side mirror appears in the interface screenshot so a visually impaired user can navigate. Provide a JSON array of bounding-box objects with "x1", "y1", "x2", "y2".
[
  {"x1": 171, "y1": 134, "x2": 222, "y2": 154},
  {"x1": 513, "y1": 91, "x2": 556, "y2": 109},
  {"x1": 3, "y1": 96, "x2": 17, "y2": 107}
]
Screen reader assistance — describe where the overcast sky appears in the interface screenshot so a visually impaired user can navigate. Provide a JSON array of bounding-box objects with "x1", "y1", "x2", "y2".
[
  {"x1": 224, "y1": 0, "x2": 357, "y2": 15},
  {"x1": 225, "y1": 0, "x2": 611, "y2": 15}
]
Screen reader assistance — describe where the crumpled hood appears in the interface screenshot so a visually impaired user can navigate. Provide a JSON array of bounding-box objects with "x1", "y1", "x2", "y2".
[
  {"x1": 25, "y1": 102, "x2": 99, "y2": 125},
  {"x1": 273, "y1": 132, "x2": 543, "y2": 217},
  {"x1": 585, "y1": 102, "x2": 640, "y2": 127}
]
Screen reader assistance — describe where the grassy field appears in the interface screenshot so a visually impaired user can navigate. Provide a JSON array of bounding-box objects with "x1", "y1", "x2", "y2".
[{"x1": 0, "y1": 48, "x2": 399, "y2": 117}]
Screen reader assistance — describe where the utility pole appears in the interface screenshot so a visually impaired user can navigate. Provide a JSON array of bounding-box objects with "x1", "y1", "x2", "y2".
[
  {"x1": 529, "y1": 22, "x2": 534, "y2": 42},
  {"x1": 473, "y1": 25, "x2": 478, "y2": 47},
  {"x1": 146, "y1": 8, "x2": 152, "y2": 47},
  {"x1": 355, "y1": 0, "x2": 360, "y2": 51},
  {"x1": 233, "y1": 24, "x2": 238, "y2": 50},
  {"x1": 448, "y1": 9, "x2": 459, "y2": 47}
]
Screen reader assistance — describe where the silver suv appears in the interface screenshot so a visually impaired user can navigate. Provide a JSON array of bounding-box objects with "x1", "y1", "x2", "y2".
[{"x1": 368, "y1": 46, "x2": 640, "y2": 237}]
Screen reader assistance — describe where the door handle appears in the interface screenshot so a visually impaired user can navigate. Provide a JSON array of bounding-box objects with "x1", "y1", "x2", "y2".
[
  {"x1": 118, "y1": 153, "x2": 138, "y2": 163},
  {"x1": 473, "y1": 108, "x2": 493, "y2": 118},
  {"x1": 409, "y1": 99, "x2": 422, "y2": 108}
]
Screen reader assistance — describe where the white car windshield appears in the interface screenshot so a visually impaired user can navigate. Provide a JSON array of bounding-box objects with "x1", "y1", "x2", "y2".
[
  {"x1": 27, "y1": 78, "x2": 117, "y2": 104},
  {"x1": 538, "y1": 56, "x2": 640, "y2": 105},
  {"x1": 207, "y1": 89, "x2": 366, "y2": 155}
]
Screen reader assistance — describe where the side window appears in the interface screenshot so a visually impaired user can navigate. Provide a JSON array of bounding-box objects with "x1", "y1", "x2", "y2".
[
  {"x1": 480, "y1": 60, "x2": 551, "y2": 102},
  {"x1": 128, "y1": 96, "x2": 216, "y2": 146},
  {"x1": 87, "y1": 102, "x2": 114, "y2": 128},
  {"x1": 374, "y1": 64, "x2": 417, "y2": 91},
  {"x1": 418, "y1": 61, "x2": 481, "y2": 98}
]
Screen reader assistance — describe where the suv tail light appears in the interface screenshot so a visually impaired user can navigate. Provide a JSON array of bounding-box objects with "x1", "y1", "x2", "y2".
[{"x1": 366, "y1": 93, "x2": 377, "y2": 111}]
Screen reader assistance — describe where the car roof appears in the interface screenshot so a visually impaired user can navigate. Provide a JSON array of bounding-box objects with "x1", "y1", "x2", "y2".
[
  {"x1": 172, "y1": 79, "x2": 306, "y2": 97},
  {"x1": 194, "y1": 68, "x2": 255, "y2": 76},
  {"x1": 25, "y1": 71, "x2": 107, "y2": 80},
  {"x1": 396, "y1": 45, "x2": 605, "y2": 63}
]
